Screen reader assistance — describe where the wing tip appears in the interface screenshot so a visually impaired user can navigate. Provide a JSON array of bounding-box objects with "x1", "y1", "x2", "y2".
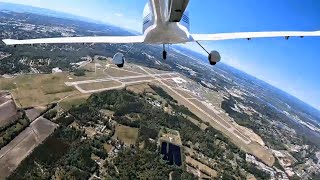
[{"x1": 2, "y1": 39, "x2": 16, "y2": 45}]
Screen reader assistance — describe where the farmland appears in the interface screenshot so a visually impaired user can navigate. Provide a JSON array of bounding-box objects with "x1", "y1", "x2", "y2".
[{"x1": 0, "y1": 117, "x2": 57, "y2": 179}]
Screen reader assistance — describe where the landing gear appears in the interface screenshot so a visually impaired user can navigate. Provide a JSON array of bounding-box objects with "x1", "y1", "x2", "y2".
[
  {"x1": 117, "y1": 63, "x2": 124, "y2": 68},
  {"x1": 163, "y1": 50, "x2": 167, "y2": 60},
  {"x1": 162, "y1": 44, "x2": 167, "y2": 60}
]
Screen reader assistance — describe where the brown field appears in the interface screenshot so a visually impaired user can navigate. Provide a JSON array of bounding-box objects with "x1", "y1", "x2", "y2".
[
  {"x1": 158, "y1": 84, "x2": 275, "y2": 166},
  {"x1": 78, "y1": 80, "x2": 122, "y2": 91},
  {"x1": 31, "y1": 117, "x2": 58, "y2": 141},
  {"x1": 59, "y1": 94, "x2": 91, "y2": 110},
  {"x1": 25, "y1": 106, "x2": 47, "y2": 122},
  {"x1": 0, "y1": 117, "x2": 57, "y2": 179},
  {"x1": 104, "y1": 67, "x2": 141, "y2": 77},
  {"x1": 125, "y1": 83, "x2": 155, "y2": 95},
  {"x1": 0, "y1": 128, "x2": 36, "y2": 179},
  {"x1": 0, "y1": 100, "x2": 19, "y2": 128},
  {"x1": 185, "y1": 156, "x2": 217, "y2": 177},
  {"x1": 103, "y1": 143, "x2": 113, "y2": 153},
  {"x1": 0, "y1": 78, "x2": 17, "y2": 91},
  {"x1": 113, "y1": 124, "x2": 139, "y2": 145}
]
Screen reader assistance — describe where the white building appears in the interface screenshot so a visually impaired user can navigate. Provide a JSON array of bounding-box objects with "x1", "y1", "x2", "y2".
[{"x1": 52, "y1": 67, "x2": 62, "y2": 73}]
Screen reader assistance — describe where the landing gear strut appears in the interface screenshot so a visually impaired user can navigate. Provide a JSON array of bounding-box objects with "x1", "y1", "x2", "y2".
[{"x1": 162, "y1": 44, "x2": 167, "y2": 60}]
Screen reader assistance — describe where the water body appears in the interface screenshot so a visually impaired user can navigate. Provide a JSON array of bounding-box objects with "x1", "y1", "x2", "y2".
[{"x1": 160, "y1": 142, "x2": 182, "y2": 166}]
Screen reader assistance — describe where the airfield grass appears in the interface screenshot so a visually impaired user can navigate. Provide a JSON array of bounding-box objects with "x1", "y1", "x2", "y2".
[
  {"x1": 80, "y1": 60, "x2": 109, "y2": 78},
  {"x1": 113, "y1": 124, "x2": 139, "y2": 146},
  {"x1": 8, "y1": 73, "x2": 79, "y2": 108},
  {"x1": 0, "y1": 61, "x2": 150, "y2": 108},
  {"x1": 78, "y1": 80, "x2": 123, "y2": 91},
  {"x1": 0, "y1": 78, "x2": 17, "y2": 90},
  {"x1": 104, "y1": 67, "x2": 142, "y2": 77},
  {"x1": 59, "y1": 94, "x2": 91, "y2": 110}
]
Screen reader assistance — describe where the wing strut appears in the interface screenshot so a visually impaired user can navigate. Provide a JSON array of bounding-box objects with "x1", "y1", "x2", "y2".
[{"x1": 195, "y1": 41, "x2": 210, "y2": 55}]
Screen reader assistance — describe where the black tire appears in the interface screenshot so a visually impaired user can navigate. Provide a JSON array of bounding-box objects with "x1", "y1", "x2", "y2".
[
  {"x1": 163, "y1": 50, "x2": 167, "y2": 60},
  {"x1": 117, "y1": 63, "x2": 124, "y2": 68}
]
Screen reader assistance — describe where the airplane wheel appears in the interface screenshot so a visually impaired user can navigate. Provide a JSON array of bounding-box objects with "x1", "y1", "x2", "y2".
[
  {"x1": 117, "y1": 64, "x2": 124, "y2": 68},
  {"x1": 163, "y1": 50, "x2": 167, "y2": 60}
]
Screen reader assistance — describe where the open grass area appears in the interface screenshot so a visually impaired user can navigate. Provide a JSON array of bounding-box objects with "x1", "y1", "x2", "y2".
[
  {"x1": 104, "y1": 67, "x2": 142, "y2": 77},
  {"x1": 59, "y1": 94, "x2": 90, "y2": 110},
  {"x1": 113, "y1": 124, "x2": 139, "y2": 145},
  {"x1": 0, "y1": 78, "x2": 17, "y2": 90},
  {"x1": 103, "y1": 143, "x2": 113, "y2": 153},
  {"x1": 0, "y1": 70, "x2": 113, "y2": 108},
  {"x1": 78, "y1": 80, "x2": 122, "y2": 91},
  {"x1": 8, "y1": 73, "x2": 79, "y2": 108}
]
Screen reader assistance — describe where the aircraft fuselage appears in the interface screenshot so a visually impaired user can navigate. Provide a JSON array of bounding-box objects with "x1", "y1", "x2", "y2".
[{"x1": 142, "y1": 0, "x2": 191, "y2": 44}]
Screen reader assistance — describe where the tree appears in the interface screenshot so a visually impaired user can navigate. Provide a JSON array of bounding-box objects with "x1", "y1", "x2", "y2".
[{"x1": 74, "y1": 68, "x2": 86, "y2": 76}]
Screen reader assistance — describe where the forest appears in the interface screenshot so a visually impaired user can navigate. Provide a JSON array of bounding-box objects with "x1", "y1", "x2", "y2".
[
  {"x1": 8, "y1": 88, "x2": 270, "y2": 179},
  {"x1": 0, "y1": 111, "x2": 30, "y2": 149}
]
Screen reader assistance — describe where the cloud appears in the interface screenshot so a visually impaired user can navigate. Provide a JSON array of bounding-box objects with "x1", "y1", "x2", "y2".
[{"x1": 114, "y1": 13, "x2": 123, "y2": 17}]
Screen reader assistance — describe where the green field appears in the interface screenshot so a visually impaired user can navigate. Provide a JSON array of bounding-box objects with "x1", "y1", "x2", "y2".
[
  {"x1": 0, "y1": 78, "x2": 17, "y2": 90},
  {"x1": 59, "y1": 94, "x2": 90, "y2": 110},
  {"x1": 0, "y1": 72, "x2": 98, "y2": 108}
]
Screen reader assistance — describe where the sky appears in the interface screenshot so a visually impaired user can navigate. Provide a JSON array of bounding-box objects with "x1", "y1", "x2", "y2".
[{"x1": 1, "y1": 0, "x2": 320, "y2": 110}]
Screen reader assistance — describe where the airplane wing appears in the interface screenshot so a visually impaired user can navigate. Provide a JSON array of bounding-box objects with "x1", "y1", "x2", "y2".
[
  {"x1": 168, "y1": 0, "x2": 190, "y2": 22},
  {"x1": 191, "y1": 31, "x2": 320, "y2": 41},
  {"x1": 2, "y1": 36, "x2": 145, "y2": 45}
]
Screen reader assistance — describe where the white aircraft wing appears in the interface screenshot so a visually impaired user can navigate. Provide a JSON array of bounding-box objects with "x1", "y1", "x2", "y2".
[
  {"x1": 2, "y1": 36, "x2": 145, "y2": 45},
  {"x1": 191, "y1": 31, "x2": 320, "y2": 41}
]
